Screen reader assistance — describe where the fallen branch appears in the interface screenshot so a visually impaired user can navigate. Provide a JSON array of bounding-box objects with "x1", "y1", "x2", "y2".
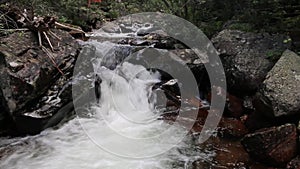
[
  {"x1": 37, "y1": 31, "x2": 42, "y2": 46},
  {"x1": 43, "y1": 31, "x2": 54, "y2": 51},
  {"x1": 0, "y1": 28, "x2": 29, "y2": 31},
  {"x1": 54, "y1": 21, "x2": 85, "y2": 34},
  {"x1": 48, "y1": 30, "x2": 62, "y2": 41},
  {"x1": 41, "y1": 46, "x2": 65, "y2": 76}
]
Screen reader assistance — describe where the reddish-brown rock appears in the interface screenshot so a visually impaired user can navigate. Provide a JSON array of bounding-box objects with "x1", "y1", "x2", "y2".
[
  {"x1": 218, "y1": 118, "x2": 249, "y2": 138},
  {"x1": 214, "y1": 138, "x2": 250, "y2": 168},
  {"x1": 244, "y1": 110, "x2": 273, "y2": 131},
  {"x1": 249, "y1": 163, "x2": 283, "y2": 169},
  {"x1": 225, "y1": 94, "x2": 244, "y2": 118},
  {"x1": 241, "y1": 124, "x2": 297, "y2": 167}
]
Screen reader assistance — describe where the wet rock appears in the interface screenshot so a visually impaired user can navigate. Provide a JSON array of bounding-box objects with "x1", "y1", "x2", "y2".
[
  {"x1": 118, "y1": 33, "x2": 188, "y2": 50},
  {"x1": 243, "y1": 96, "x2": 254, "y2": 111},
  {"x1": 244, "y1": 110, "x2": 273, "y2": 131},
  {"x1": 224, "y1": 94, "x2": 244, "y2": 118},
  {"x1": 241, "y1": 123, "x2": 297, "y2": 167},
  {"x1": 192, "y1": 137, "x2": 251, "y2": 169},
  {"x1": 14, "y1": 76, "x2": 74, "y2": 135},
  {"x1": 99, "y1": 22, "x2": 121, "y2": 33},
  {"x1": 287, "y1": 156, "x2": 300, "y2": 169},
  {"x1": 170, "y1": 49, "x2": 208, "y2": 66},
  {"x1": 0, "y1": 29, "x2": 78, "y2": 134},
  {"x1": 255, "y1": 50, "x2": 300, "y2": 117},
  {"x1": 248, "y1": 163, "x2": 282, "y2": 169},
  {"x1": 211, "y1": 29, "x2": 291, "y2": 96},
  {"x1": 0, "y1": 105, "x2": 14, "y2": 136},
  {"x1": 214, "y1": 138, "x2": 250, "y2": 169},
  {"x1": 218, "y1": 118, "x2": 249, "y2": 138}
]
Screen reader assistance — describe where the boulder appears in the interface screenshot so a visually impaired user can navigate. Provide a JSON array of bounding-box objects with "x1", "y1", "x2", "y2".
[
  {"x1": 214, "y1": 139, "x2": 250, "y2": 169},
  {"x1": 192, "y1": 137, "x2": 251, "y2": 169},
  {"x1": 0, "y1": 29, "x2": 78, "y2": 134},
  {"x1": 218, "y1": 118, "x2": 249, "y2": 138},
  {"x1": 286, "y1": 156, "x2": 300, "y2": 169},
  {"x1": 244, "y1": 110, "x2": 273, "y2": 131},
  {"x1": 241, "y1": 123, "x2": 297, "y2": 167},
  {"x1": 287, "y1": 156, "x2": 300, "y2": 169},
  {"x1": 254, "y1": 50, "x2": 300, "y2": 117},
  {"x1": 211, "y1": 29, "x2": 291, "y2": 96},
  {"x1": 224, "y1": 94, "x2": 244, "y2": 118},
  {"x1": 14, "y1": 75, "x2": 75, "y2": 135}
]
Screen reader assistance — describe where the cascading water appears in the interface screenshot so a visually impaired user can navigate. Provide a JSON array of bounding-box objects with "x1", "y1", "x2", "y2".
[
  {"x1": 0, "y1": 41, "x2": 214, "y2": 169},
  {"x1": 0, "y1": 13, "x2": 222, "y2": 169}
]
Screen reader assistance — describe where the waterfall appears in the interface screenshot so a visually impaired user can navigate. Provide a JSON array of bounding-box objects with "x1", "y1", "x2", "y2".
[{"x1": 0, "y1": 40, "x2": 214, "y2": 169}]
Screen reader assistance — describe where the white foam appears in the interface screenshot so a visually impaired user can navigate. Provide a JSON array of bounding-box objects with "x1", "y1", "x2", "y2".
[{"x1": 0, "y1": 43, "x2": 213, "y2": 169}]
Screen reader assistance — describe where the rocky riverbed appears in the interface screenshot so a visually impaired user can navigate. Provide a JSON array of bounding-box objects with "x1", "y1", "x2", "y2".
[{"x1": 0, "y1": 12, "x2": 300, "y2": 169}]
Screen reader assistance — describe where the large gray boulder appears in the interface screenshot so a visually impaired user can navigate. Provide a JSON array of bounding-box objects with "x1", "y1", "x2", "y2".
[
  {"x1": 255, "y1": 50, "x2": 300, "y2": 117},
  {"x1": 212, "y1": 29, "x2": 291, "y2": 96}
]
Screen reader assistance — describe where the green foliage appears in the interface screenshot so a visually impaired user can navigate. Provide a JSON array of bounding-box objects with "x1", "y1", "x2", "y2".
[
  {"x1": 17, "y1": 31, "x2": 25, "y2": 37},
  {"x1": 7, "y1": 0, "x2": 299, "y2": 37},
  {"x1": 227, "y1": 23, "x2": 254, "y2": 32},
  {"x1": 58, "y1": 16, "x2": 69, "y2": 23},
  {"x1": 199, "y1": 21, "x2": 224, "y2": 38},
  {"x1": 266, "y1": 50, "x2": 284, "y2": 61},
  {"x1": 237, "y1": 0, "x2": 300, "y2": 33},
  {"x1": 283, "y1": 38, "x2": 292, "y2": 44}
]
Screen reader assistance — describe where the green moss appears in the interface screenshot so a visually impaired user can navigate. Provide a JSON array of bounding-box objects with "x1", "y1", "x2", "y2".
[{"x1": 266, "y1": 50, "x2": 283, "y2": 61}]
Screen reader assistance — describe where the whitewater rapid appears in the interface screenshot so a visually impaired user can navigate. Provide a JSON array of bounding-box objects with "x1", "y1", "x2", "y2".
[{"x1": 0, "y1": 55, "x2": 213, "y2": 169}]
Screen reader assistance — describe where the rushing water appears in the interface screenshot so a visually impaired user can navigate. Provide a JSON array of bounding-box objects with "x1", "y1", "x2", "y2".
[
  {"x1": 0, "y1": 49, "x2": 214, "y2": 169},
  {"x1": 0, "y1": 20, "x2": 216, "y2": 169}
]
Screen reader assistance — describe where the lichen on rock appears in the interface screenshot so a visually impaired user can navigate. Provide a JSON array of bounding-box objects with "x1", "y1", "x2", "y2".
[{"x1": 257, "y1": 50, "x2": 300, "y2": 117}]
